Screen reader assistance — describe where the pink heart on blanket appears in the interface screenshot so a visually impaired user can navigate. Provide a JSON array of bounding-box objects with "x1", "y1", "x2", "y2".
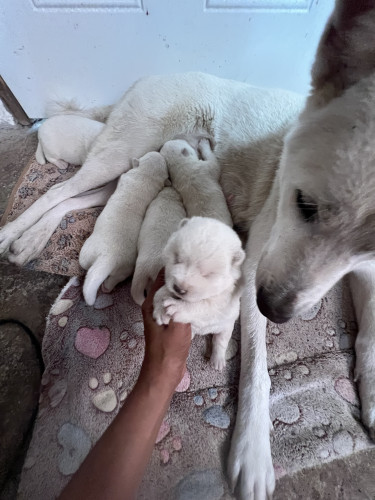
[{"x1": 75, "y1": 327, "x2": 111, "y2": 359}]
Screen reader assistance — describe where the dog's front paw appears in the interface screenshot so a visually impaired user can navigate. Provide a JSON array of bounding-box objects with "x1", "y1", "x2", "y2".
[
  {"x1": 0, "y1": 222, "x2": 23, "y2": 256},
  {"x1": 227, "y1": 424, "x2": 275, "y2": 500}
]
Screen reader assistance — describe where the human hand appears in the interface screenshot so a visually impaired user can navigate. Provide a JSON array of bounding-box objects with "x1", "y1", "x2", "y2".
[{"x1": 140, "y1": 269, "x2": 192, "y2": 392}]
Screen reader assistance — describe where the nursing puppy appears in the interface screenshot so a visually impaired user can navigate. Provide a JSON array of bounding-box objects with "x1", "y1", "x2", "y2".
[
  {"x1": 153, "y1": 216, "x2": 245, "y2": 370},
  {"x1": 35, "y1": 115, "x2": 104, "y2": 168},
  {"x1": 160, "y1": 138, "x2": 232, "y2": 226},
  {"x1": 79, "y1": 152, "x2": 168, "y2": 305},
  {"x1": 4, "y1": 3, "x2": 375, "y2": 497},
  {"x1": 131, "y1": 186, "x2": 186, "y2": 306}
]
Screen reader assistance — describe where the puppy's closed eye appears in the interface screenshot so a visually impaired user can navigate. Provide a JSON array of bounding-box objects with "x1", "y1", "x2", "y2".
[{"x1": 174, "y1": 253, "x2": 182, "y2": 264}]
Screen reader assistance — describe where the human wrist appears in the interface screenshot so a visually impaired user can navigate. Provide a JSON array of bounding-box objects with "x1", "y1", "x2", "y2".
[{"x1": 138, "y1": 359, "x2": 185, "y2": 395}]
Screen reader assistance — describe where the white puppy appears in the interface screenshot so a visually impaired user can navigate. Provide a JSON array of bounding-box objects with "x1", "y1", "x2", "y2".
[
  {"x1": 35, "y1": 115, "x2": 104, "y2": 169},
  {"x1": 153, "y1": 216, "x2": 245, "y2": 370},
  {"x1": 131, "y1": 186, "x2": 186, "y2": 306},
  {"x1": 160, "y1": 138, "x2": 233, "y2": 226},
  {"x1": 79, "y1": 152, "x2": 168, "y2": 305}
]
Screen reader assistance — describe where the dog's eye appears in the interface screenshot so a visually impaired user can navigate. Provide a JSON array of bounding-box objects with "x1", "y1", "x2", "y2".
[
  {"x1": 296, "y1": 190, "x2": 318, "y2": 223},
  {"x1": 174, "y1": 253, "x2": 181, "y2": 264}
]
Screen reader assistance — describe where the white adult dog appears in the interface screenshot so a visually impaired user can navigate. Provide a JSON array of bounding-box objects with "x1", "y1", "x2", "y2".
[
  {"x1": 153, "y1": 216, "x2": 244, "y2": 371},
  {"x1": 160, "y1": 137, "x2": 232, "y2": 226},
  {"x1": 1, "y1": 2, "x2": 375, "y2": 497}
]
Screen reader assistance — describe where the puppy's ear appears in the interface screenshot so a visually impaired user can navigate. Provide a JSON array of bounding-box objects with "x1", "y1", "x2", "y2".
[
  {"x1": 178, "y1": 218, "x2": 189, "y2": 229},
  {"x1": 309, "y1": 1, "x2": 375, "y2": 108},
  {"x1": 232, "y1": 248, "x2": 245, "y2": 268},
  {"x1": 132, "y1": 158, "x2": 140, "y2": 168}
]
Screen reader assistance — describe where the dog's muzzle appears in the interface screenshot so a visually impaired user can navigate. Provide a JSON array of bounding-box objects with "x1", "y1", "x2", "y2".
[{"x1": 256, "y1": 286, "x2": 293, "y2": 324}]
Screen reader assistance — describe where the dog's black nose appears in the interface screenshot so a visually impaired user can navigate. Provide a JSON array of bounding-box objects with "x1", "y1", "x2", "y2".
[
  {"x1": 173, "y1": 284, "x2": 186, "y2": 295},
  {"x1": 256, "y1": 286, "x2": 291, "y2": 324}
]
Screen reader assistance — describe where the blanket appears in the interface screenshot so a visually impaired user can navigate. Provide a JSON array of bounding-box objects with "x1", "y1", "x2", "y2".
[{"x1": 17, "y1": 276, "x2": 374, "y2": 499}]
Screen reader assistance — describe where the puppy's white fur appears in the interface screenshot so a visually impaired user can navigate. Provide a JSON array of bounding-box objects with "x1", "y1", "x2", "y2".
[
  {"x1": 79, "y1": 152, "x2": 168, "y2": 305},
  {"x1": 36, "y1": 115, "x2": 104, "y2": 169},
  {"x1": 3, "y1": 4, "x2": 375, "y2": 497},
  {"x1": 160, "y1": 138, "x2": 232, "y2": 226},
  {"x1": 153, "y1": 216, "x2": 244, "y2": 370},
  {"x1": 131, "y1": 187, "x2": 186, "y2": 305}
]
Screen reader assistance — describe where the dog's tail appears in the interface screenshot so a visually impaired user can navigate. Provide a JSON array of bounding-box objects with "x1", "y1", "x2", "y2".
[
  {"x1": 35, "y1": 141, "x2": 46, "y2": 164},
  {"x1": 45, "y1": 99, "x2": 113, "y2": 123}
]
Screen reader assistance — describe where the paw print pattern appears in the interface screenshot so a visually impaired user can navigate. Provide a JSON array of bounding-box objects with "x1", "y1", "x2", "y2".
[
  {"x1": 88, "y1": 372, "x2": 128, "y2": 413},
  {"x1": 193, "y1": 387, "x2": 231, "y2": 429},
  {"x1": 155, "y1": 420, "x2": 183, "y2": 465}
]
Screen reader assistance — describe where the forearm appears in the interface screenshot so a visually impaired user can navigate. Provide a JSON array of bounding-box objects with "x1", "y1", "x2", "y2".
[{"x1": 59, "y1": 373, "x2": 175, "y2": 500}]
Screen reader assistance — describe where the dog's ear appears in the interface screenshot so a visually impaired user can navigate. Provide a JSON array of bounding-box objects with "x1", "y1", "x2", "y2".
[
  {"x1": 232, "y1": 248, "x2": 245, "y2": 268},
  {"x1": 132, "y1": 158, "x2": 140, "y2": 168},
  {"x1": 178, "y1": 218, "x2": 189, "y2": 229},
  {"x1": 309, "y1": 0, "x2": 375, "y2": 108}
]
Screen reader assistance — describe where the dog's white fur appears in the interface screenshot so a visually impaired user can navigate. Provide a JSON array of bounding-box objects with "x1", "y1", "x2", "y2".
[
  {"x1": 131, "y1": 186, "x2": 186, "y2": 306},
  {"x1": 35, "y1": 115, "x2": 104, "y2": 169},
  {"x1": 2, "y1": 2, "x2": 375, "y2": 497},
  {"x1": 79, "y1": 152, "x2": 168, "y2": 305},
  {"x1": 160, "y1": 138, "x2": 233, "y2": 226},
  {"x1": 8, "y1": 182, "x2": 116, "y2": 266},
  {"x1": 153, "y1": 216, "x2": 244, "y2": 370}
]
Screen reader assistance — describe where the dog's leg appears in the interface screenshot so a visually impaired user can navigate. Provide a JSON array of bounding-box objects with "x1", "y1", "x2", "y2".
[
  {"x1": 0, "y1": 120, "x2": 166, "y2": 255},
  {"x1": 350, "y1": 262, "x2": 375, "y2": 440},
  {"x1": 210, "y1": 327, "x2": 233, "y2": 371},
  {"x1": 7, "y1": 182, "x2": 116, "y2": 266},
  {"x1": 228, "y1": 190, "x2": 276, "y2": 500}
]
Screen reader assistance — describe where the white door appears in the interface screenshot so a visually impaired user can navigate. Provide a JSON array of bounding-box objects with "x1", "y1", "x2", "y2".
[{"x1": 0, "y1": 0, "x2": 334, "y2": 118}]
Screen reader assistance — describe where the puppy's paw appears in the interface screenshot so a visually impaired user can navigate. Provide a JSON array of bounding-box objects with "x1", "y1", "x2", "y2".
[
  {"x1": 152, "y1": 305, "x2": 171, "y2": 326},
  {"x1": 227, "y1": 423, "x2": 275, "y2": 500},
  {"x1": 198, "y1": 137, "x2": 213, "y2": 161},
  {"x1": 153, "y1": 289, "x2": 172, "y2": 325},
  {"x1": 210, "y1": 352, "x2": 226, "y2": 371},
  {"x1": 163, "y1": 297, "x2": 180, "y2": 318}
]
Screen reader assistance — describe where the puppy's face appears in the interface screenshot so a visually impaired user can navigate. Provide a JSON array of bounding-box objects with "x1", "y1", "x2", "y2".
[{"x1": 163, "y1": 218, "x2": 244, "y2": 302}]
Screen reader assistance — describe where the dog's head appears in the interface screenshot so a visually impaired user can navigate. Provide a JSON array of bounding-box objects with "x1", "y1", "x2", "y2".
[
  {"x1": 256, "y1": 0, "x2": 375, "y2": 323},
  {"x1": 163, "y1": 216, "x2": 244, "y2": 302}
]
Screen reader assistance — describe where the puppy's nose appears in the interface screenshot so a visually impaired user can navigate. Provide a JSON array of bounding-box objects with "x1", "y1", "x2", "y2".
[
  {"x1": 173, "y1": 284, "x2": 186, "y2": 296},
  {"x1": 256, "y1": 286, "x2": 292, "y2": 324}
]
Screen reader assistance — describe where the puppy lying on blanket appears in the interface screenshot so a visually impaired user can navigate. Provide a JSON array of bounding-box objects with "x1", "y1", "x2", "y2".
[
  {"x1": 131, "y1": 187, "x2": 186, "y2": 306},
  {"x1": 79, "y1": 152, "x2": 168, "y2": 305},
  {"x1": 36, "y1": 115, "x2": 104, "y2": 169},
  {"x1": 153, "y1": 216, "x2": 245, "y2": 370},
  {"x1": 160, "y1": 137, "x2": 232, "y2": 226}
]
